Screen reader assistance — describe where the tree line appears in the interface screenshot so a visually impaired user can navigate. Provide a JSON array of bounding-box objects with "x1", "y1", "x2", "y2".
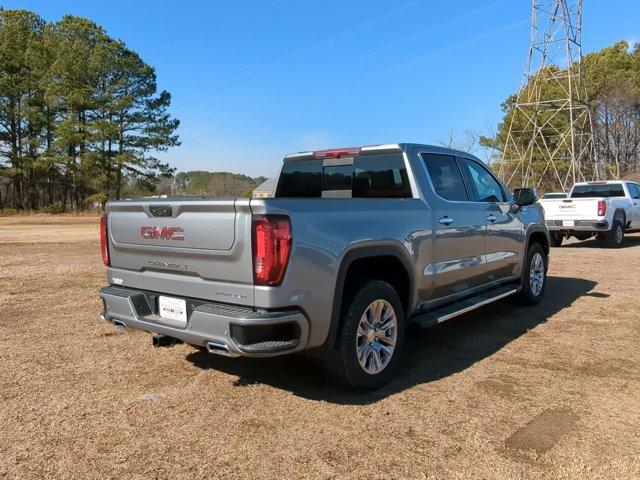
[
  {"x1": 483, "y1": 41, "x2": 640, "y2": 191},
  {"x1": 134, "y1": 171, "x2": 267, "y2": 199},
  {"x1": 0, "y1": 9, "x2": 179, "y2": 211}
]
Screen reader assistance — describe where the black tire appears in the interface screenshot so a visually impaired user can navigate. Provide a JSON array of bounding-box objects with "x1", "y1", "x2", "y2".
[
  {"x1": 604, "y1": 218, "x2": 624, "y2": 248},
  {"x1": 550, "y1": 232, "x2": 563, "y2": 247},
  {"x1": 515, "y1": 243, "x2": 547, "y2": 306},
  {"x1": 326, "y1": 280, "x2": 405, "y2": 390}
]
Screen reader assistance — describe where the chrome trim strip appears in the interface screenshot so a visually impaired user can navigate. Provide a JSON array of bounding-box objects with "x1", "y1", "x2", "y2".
[
  {"x1": 284, "y1": 143, "x2": 402, "y2": 160},
  {"x1": 423, "y1": 251, "x2": 517, "y2": 276}
]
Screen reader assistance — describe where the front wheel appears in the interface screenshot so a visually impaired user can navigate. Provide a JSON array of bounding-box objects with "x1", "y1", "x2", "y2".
[
  {"x1": 327, "y1": 280, "x2": 405, "y2": 390},
  {"x1": 515, "y1": 243, "x2": 547, "y2": 305}
]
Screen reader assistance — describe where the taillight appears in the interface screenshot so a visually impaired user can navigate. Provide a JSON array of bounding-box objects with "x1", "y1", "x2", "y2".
[
  {"x1": 252, "y1": 215, "x2": 291, "y2": 286},
  {"x1": 100, "y1": 215, "x2": 110, "y2": 267},
  {"x1": 597, "y1": 200, "x2": 606, "y2": 217}
]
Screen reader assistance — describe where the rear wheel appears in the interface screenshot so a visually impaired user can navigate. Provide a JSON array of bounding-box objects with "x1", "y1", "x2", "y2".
[
  {"x1": 515, "y1": 243, "x2": 547, "y2": 305},
  {"x1": 604, "y1": 219, "x2": 624, "y2": 248},
  {"x1": 327, "y1": 280, "x2": 405, "y2": 390},
  {"x1": 550, "y1": 232, "x2": 563, "y2": 247}
]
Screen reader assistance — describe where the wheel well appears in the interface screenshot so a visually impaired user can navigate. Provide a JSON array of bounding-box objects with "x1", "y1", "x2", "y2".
[
  {"x1": 529, "y1": 231, "x2": 549, "y2": 256},
  {"x1": 342, "y1": 255, "x2": 411, "y2": 315},
  {"x1": 614, "y1": 209, "x2": 626, "y2": 224}
]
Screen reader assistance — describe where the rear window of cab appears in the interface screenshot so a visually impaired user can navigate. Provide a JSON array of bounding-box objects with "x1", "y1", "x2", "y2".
[
  {"x1": 570, "y1": 183, "x2": 625, "y2": 198},
  {"x1": 275, "y1": 153, "x2": 412, "y2": 199}
]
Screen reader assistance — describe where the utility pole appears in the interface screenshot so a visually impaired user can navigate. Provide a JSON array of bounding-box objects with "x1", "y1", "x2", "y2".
[{"x1": 499, "y1": 0, "x2": 598, "y2": 192}]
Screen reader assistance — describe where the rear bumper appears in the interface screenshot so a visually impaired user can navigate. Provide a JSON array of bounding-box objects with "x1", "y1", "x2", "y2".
[
  {"x1": 546, "y1": 219, "x2": 609, "y2": 232},
  {"x1": 99, "y1": 286, "x2": 309, "y2": 357}
]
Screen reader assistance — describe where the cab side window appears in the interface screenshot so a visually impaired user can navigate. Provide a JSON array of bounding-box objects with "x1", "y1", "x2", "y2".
[
  {"x1": 353, "y1": 154, "x2": 411, "y2": 198},
  {"x1": 464, "y1": 159, "x2": 505, "y2": 203},
  {"x1": 422, "y1": 153, "x2": 469, "y2": 201},
  {"x1": 628, "y1": 183, "x2": 640, "y2": 199}
]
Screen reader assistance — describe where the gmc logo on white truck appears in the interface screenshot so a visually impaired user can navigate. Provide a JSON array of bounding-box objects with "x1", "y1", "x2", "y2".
[{"x1": 140, "y1": 226, "x2": 184, "y2": 241}]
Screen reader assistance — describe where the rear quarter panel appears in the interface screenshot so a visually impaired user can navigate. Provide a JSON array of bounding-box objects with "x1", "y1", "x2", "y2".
[{"x1": 251, "y1": 197, "x2": 432, "y2": 348}]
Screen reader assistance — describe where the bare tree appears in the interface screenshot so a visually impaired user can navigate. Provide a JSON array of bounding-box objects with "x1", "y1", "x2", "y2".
[
  {"x1": 437, "y1": 128, "x2": 479, "y2": 153},
  {"x1": 593, "y1": 79, "x2": 640, "y2": 178}
]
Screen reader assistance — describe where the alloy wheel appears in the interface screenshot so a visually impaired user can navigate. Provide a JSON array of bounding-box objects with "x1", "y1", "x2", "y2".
[
  {"x1": 529, "y1": 252, "x2": 545, "y2": 296},
  {"x1": 356, "y1": 299, "x2": 398, "y2": 375}
]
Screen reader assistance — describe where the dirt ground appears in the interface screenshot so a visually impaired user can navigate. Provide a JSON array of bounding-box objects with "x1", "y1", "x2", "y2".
[{"x1": 1, "y1": 214, "x2": 639, "y2": 479}]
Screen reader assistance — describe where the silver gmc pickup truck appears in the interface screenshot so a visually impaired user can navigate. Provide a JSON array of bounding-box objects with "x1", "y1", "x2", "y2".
[{"x1": 99, "y1": 143, "x2": 550, "y2": 389}]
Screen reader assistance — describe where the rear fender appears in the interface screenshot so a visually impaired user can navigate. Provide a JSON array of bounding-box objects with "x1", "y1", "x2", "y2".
[
  {"x1": 323, "y1": 243, "x2": 415, "y2": 351},
  {"x1": 613, "y1": 208, "x2": 627, "y2": 227}
]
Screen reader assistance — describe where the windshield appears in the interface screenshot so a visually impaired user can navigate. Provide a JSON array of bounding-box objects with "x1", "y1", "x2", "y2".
[{"x1": 570, "y1": 183, "x2": 625, "y2": 198}]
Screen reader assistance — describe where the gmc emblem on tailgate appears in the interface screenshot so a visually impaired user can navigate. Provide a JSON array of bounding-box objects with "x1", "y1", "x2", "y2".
[{"x1": 140, "y1": 226, "x2": 184, "y2": 240}]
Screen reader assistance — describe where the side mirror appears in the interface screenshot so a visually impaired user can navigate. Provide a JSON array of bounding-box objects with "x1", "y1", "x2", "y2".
[{"x1": 513, "y1": 188, "x2": 537, "y2": 207}]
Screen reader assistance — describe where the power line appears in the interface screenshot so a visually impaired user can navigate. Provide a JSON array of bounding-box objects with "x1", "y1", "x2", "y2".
[
  {"x1": 172, "y1": 0, "x2": 425, "y2": 110},
  {"x1": 177, "y1": 0, "x2": 520, "y2": 135},
  {"x1": 360, "y1": 0, "x2": 513, "y2": 61},
  {"x1": 179, "y1": 96, "x2": 260, "y2": 129},
  {"x1": 180, "y1": 18, "x2": 528, "y2": 146},
  {"x1": 180, "y1": 109, "x2": 272, "y2": 144},
  {"x1": 394, "y1": 18, "x2": 528, "y2": 71}
]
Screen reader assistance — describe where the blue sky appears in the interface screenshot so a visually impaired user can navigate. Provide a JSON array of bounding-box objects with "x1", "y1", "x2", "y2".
[{"x1": 4, "y1": 0, "x2": 640, "y2": 178}]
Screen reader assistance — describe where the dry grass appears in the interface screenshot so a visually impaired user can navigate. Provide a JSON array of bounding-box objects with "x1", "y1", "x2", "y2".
[{"x1": 1, "y1": 215, "x2": 639, "y2": 479}]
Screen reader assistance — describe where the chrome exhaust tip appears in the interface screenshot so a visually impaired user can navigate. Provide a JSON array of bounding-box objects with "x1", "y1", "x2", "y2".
[
  {"x1": 112, "y1": 319, "x2": 126, "y2": 330},
  {"x1": 206, "y1": 341, "x2": 230, "y2": 356}
]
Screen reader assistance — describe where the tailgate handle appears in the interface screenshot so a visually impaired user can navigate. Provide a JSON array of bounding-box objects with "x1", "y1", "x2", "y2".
[{"x1": 149, "y1": 205, "x2": 173, "y2": 217}]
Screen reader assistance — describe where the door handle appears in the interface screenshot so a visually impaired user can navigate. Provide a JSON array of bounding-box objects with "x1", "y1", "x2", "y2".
[
  {"x1": 438, "y1": 216, "x2": 453, "y2": 225},
  {"x1": 486, "y1": 214, "x2": 498, "y2": 222}
]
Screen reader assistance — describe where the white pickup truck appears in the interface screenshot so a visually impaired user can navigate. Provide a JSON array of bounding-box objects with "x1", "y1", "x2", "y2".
[{"x1": 542, "y1": 180, "x2": 640, "y2": 247}]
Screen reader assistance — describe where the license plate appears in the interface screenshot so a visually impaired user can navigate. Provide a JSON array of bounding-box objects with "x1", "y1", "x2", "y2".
[
  {"x1": 158, "y1": 296, "x2": 187, "y2": 325},
  {"x1": 562, "y1": 220, "x2": 575, "y2": 227}
]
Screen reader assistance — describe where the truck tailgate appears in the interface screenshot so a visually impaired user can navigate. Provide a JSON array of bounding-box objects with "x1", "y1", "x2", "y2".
[
  {"x1": 542, "y1": 198, "x2": 600, "y2": 220},
  {"x1": 106, "y1": 198, "x2": 255, "y2": 304}
]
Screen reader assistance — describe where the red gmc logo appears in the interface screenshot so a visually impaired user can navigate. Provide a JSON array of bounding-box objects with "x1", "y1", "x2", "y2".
[{"x1": 140, "y1": 226, "x2": 184, "y2": 241}]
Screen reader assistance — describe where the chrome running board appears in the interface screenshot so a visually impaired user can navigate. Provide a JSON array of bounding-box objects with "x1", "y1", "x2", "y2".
[{"x1": 412, "y1": 286, "x2": 518, "y2": 328}]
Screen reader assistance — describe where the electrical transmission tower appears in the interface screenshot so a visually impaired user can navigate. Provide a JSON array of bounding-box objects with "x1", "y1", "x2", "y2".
[{"x1": 499, "y1": 0, "x2": 597, "y2": 191}]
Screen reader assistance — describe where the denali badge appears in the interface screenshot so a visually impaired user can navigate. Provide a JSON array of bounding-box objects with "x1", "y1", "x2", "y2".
[
  {"x1": 148, "y1": 261, "x2": 188, "y2": 270},
  {"x1": 215, "y1": 291, "x2": 247, "y2": 300},
  {"x1": 140, "y1": 226, "x2": 184, "y2": 240}
]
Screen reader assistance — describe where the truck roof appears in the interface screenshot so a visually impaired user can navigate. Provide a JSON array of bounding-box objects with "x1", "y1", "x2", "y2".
[
  {"x1": 283, "y1": 143, "x2": 481, "y2": 162},
  {"x1": 572, "y1": 180, "x2": 626, "y2": 187}
]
